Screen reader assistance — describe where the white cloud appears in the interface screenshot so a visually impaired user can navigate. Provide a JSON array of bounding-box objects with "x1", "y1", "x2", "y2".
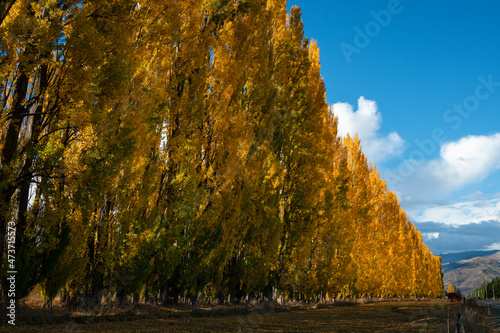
[
  {"x1": 415, "y1": 198, "x2": 500, "y2": 225},
  {"x1": 333, "y1": 97, "x2": 380, "y2": 139},
  {"x1": 388, "y1": 133, "x2": 500, "y2": 212},
  {"x1": 423, "y1": 232, "x2": 440, "y2": 240},
  {"x1": 434, "y1": 133, "x2": 500, "y2": 190},
  {"x1": 384, "y1": 133, "x2": 500, "y2": 251},
  {"x1": 486, "y1": 243, "x2": 500, "y2": 251},
  {"x1": 331, "y1": 96, "x2": 405, "y2": 163}
]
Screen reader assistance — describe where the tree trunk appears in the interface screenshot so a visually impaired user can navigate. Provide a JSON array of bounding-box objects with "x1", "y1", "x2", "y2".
[
  {"x1": 162, "y1": 286, "x2": 169, "y2": 306},
  {"x1": 91, "y1": 275, "x2": 103, "y2": 308},
  {"x1": 218, "y1": 292, "x2": 225, "y2": 305},
  {"x1": 81, "y1": 288, "x2": 88, "y2": 309},
  {"x1": 117, "y1": 288, "x2": 126, "y2": 307},
  {"x1": 190, "y1": 293, "x2": 198, "y2": 307},
  {"x1": 0, "y1": 72, "x2": 29, "y2": 278},
  {"x1": 5, "y1": 64, "x2": 49, "y2": 299},
  {"x1": 133, "y1": 293, "x2": 140, "y2": 305},
  {"x1": 0, "y1": 0, "x2": 17, "y2": 26},
  {"x1": 172, "y1": 289, "x2": 179, "y2": 305},
  {"x1": 144, "y1": 280, "x2": 149, "y2": 304}
]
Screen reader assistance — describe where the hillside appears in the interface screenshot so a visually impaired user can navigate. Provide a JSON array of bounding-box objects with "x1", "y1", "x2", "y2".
[
  {"x1": 440, "y1": 250, "x2": 499, "y2": 266},
  {"x1": 442, "y1": 251, "x2": 500, "y2": 295}
]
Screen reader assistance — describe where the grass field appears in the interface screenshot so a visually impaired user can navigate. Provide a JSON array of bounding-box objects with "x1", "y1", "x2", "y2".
[{"x1": 2, "y1": 298, "x2": 494, "y2": 332}]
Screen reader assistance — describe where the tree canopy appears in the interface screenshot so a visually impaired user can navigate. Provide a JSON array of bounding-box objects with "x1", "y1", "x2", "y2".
[{"x1": 0, "y1": 0, "x2": 442, "y2": 306}]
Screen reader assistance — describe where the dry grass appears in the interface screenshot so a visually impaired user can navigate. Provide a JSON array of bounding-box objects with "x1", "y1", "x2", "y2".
[
  {"x1": 1, "y1": 298, "x2": 495, "y2": 332},
  {"x1": 462, "y1": 300, "x2": 499, "y2": 333}
]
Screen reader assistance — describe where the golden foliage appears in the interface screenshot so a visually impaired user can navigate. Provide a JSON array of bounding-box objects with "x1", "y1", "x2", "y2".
[{"x1": 0, "y1": 0, "x2": 442, "y2": 303}]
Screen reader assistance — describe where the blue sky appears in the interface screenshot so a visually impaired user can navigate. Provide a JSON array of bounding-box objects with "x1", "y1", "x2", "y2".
[{"x1": 286, "y1": 0, "x2": 500, "y2": 254}]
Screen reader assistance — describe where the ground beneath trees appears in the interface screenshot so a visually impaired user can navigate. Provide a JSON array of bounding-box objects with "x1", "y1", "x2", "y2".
[{"x1": 2, "y1": 299, "x2": 495, "y2": 332}]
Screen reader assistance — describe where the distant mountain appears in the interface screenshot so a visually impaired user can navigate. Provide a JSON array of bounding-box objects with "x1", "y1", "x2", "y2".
[
  {"x1": 442, "y1": 251, "x2": 500, "y2": 296},
  {"x1": 439, "y1": 250, "x2": 499, "y2": 265}
]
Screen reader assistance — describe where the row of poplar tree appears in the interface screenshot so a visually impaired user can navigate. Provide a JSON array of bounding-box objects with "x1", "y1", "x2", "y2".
[
  {"x1": 0, "y1": 0, "x2": 443, "y2": 306},
  {"x1": 471, "y1": 278, "x2": 500, "y2": 299}
]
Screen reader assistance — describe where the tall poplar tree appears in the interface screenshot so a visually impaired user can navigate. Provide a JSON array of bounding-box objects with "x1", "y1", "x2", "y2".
[{"x1": 1, "y1": 0, "x2": 443, "y2": 304}]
